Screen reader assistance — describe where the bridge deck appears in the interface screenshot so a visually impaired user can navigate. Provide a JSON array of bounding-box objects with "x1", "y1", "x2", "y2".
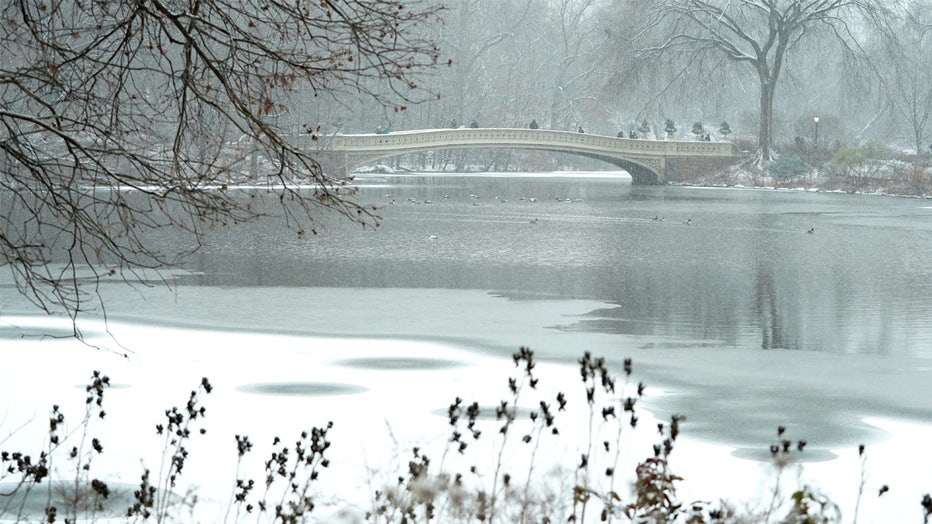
[{"x1": 324, "y1": 128, "x2": 735, "y2": 157}]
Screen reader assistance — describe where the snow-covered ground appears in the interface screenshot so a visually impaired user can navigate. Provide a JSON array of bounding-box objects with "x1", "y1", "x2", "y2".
[{"x1": 2, "y1": 308, "x2": 931, "y2": 523}]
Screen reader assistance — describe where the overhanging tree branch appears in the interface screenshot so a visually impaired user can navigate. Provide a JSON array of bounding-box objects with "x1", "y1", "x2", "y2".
[{"x1": 0, "y1": 0, "x2": 444, "y2": 328}]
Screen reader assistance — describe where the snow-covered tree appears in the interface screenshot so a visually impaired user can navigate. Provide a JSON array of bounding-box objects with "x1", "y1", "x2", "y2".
[
  {"x1": 639, "y1": 118, "x2": 652, "y2": 138},
  {"x1": 719, "y1": 121, "x2": 733, "y2": 138},
  {"x1": 692, "y1": 122, "x2": 705, "y2": 140}
]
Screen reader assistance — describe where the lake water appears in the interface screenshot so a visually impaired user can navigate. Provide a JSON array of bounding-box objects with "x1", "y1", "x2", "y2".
[{"x1": 2, "y1": 172, "x2": 932, "y2": 522}]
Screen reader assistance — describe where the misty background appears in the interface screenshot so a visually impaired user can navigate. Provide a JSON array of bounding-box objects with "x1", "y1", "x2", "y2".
[{"x1": 272, "y1": 0, "x2": 932, "y2": 162}]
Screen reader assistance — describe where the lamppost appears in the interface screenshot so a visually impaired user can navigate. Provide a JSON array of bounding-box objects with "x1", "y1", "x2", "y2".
[{"x1": 813, "y1": 116, "x2": 820, "y2": 151}]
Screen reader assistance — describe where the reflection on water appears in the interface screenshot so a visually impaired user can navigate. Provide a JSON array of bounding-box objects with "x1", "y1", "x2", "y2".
[{"x1": 235, "y1": 382, "x2": 368, "y2": 396}]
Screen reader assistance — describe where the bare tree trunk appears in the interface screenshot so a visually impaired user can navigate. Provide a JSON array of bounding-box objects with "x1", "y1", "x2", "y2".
[
  {"x1": 634, "y1": 0, "x2": 893, "y2": 164},
  {"x1": 759, "y1": 80, "x2": 775, "y2": 162}
]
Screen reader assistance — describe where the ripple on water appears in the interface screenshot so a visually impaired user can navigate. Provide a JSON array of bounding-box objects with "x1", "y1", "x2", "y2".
[
  {"x1": 235, "y1": 382, "x2": 367, "y2": 397},
  {"x1": 0, "y1": 481, "x2": 179, "y2": 520},
  {"x1": 730, "y1": 447, "x2": 837, "y2": 463},
  {"x1": 331, "y1": 357, "x2": 466, "y2": 371},
  {"x1": 431, "y1": 405, "x2": 536, "y2": 421}
]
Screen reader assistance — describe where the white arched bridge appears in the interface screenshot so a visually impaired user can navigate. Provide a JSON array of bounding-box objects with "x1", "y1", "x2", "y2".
[{"x1": 314, "y1": 128, "x2": 737, "y2": 184}]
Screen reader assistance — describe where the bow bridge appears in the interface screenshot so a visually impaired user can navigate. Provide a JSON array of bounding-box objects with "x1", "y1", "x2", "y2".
[{"x1": 314, "y1": 128, "x2": 737, "y2": 184}]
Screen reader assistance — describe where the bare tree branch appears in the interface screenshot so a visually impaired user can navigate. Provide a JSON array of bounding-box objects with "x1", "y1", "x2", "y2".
[
  {"x1": 628, "y1": 0, "x2": 894, "y2": 161},
  {"x1": 0, "y1": 0, "x2": 443, "y2": 328}
]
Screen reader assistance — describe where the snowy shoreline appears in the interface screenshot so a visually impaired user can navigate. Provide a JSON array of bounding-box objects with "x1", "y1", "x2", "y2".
[{"x1": 3, "y1": 293, "x2": 932, "y2": 523}]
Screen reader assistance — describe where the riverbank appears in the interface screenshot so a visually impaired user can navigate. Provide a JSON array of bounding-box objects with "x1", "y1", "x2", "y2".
[
  {"x1": 670, "y1": 156, "x2": 932, "y2": 199},
  {"x1": 2, "y1": 311, "x2": 931, "y2": 523}
]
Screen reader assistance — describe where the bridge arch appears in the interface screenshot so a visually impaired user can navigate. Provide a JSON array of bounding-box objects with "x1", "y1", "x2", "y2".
[
  {"x1": 316, "y1": 128, "x2": 735, "y2": 184},
  {"x1": 345, "y1": 146, "x2": 663, "y2": 184}
]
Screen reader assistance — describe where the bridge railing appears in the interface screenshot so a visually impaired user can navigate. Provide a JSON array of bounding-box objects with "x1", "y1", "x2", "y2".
[{"x1": 319, "y1": 128, "x2": 736, "y2": 158}]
